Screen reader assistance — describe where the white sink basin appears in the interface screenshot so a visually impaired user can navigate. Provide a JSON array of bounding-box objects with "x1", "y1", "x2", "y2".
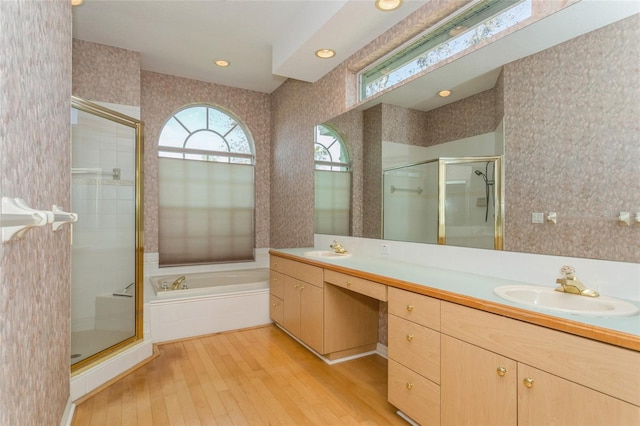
[
  {"x1": 494, "y1": 285, "x2": 639, "y2": 317},
  {"x1": 303, "y1": 250, "x2": 352, "y2": 259}
]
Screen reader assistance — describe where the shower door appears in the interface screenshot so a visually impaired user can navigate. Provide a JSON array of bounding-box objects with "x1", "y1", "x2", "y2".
[
  {"x1": 438, "y1": 156, "x2": 503, "y2": 249},
  {"x1": 70, "y1": 97, "x2": 143, "y2": 370}
]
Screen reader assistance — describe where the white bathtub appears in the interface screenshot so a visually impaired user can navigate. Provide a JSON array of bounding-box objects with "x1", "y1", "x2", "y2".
[
  {"x1": 148, "y1": 268, "x2": 271, "y2": 342},
  {"x1": 150, "y1": 268, "x2": 270, "y2": 299}
]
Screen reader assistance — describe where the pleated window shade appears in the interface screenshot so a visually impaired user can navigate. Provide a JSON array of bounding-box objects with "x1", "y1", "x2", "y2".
[
  {"x1": 157, "y1": 105, "x2": 255, "y2": 266},
  {"x1": 314, "y1": 170, "x2": 351, "y2": 235},
  {"x1": 159, "y1": 158, "x2": 254, "y2": 265}
]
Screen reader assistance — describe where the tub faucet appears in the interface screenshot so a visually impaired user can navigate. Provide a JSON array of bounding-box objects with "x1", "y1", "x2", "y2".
[
  {"x1": 555, "y1": 266, "x2": 599, "y2": 297},
  {"x1": 171, "y1": 276, "x2": 186, "y2": 290},
  {"x1": 330, "y1": 240, "x2": 347, "y2": 254}
]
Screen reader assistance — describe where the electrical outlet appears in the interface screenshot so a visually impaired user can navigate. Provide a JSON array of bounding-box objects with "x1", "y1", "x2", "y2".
[
  {"x1": 380, "y1": 243, "x2": 390, "y2": 255},
  {"x1": 532, "y1": 212, "x2": 544, "y2": 224}
]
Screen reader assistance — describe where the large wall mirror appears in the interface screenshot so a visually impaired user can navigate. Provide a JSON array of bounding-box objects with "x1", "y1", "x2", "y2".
[{"x1": 317, "y1": 3, "x2": 639, "y2": 263}]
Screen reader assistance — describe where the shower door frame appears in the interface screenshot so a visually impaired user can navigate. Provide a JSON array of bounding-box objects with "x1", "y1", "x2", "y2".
[
  {"x1": 437, "y1": 156, "x2": 503, "y2": 249},
  {"x1": 70, "y1": 96, "x2": 144, "y2": 373}
]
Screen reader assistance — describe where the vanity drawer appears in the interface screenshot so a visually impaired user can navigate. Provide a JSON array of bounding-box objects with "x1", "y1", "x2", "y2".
[
  {"x1": 323, "y1": 269, "x2": 387, "y2": 301},
  {"x1": 270, "y1": 271, "x2": 284, "y2": 298},
  {"x1": 270, "y1": 294, "x2": 284, "y2": 325},
  {"x1": 388, "y1": 287, "x2": 440, "y2": 330},
  {"x1": 270, "y1": 255, "x2": 323, "y2": 288},
  {"x1": 388, "y1": 359, "x2": 440, "y2": 426},
  {"x1": 388, "y1": 314, "x2": 441, "y2": 384}
]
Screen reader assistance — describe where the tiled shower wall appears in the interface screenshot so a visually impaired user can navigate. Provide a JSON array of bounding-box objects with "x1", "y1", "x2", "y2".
[
  {"x1": 71, "y1": 102, "x2": 139, "y2": 331},
  {"x1": 0, "y1": 1, "x2": 72, "y2": 424}
]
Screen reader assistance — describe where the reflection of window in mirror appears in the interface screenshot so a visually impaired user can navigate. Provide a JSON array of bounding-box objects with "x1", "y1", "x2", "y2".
[{"x1": 314, "y1": 124, "x2": 351, "y2": 236}]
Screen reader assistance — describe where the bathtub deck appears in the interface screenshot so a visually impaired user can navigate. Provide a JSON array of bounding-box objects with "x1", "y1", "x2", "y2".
[{"x1": 72, "y1": 324, "x2": 405, "y2": 425}]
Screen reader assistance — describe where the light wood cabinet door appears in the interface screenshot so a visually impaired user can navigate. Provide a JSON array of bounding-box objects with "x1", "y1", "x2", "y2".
[
  {"x1": 270, "y1": 294, "x2": 284, "y2": 325},
  {"x1": 518, "y1": 363, "x2": 640, "y2": 426},
  {"x1": 441, "y1": 335, "x2": 517, "y2": 426},
  {"x1": 283, "y1": 276, "x2": 302, "y2": 337},
  {"x1": 388, "y1": 314, "x2": 440, "y2": 384},
  {"x1": 389, "y1": 359, "x2": 440, "y2": 426},
  {"x1": 300, "y1": 281, "x2": 323, "y2": 353}
]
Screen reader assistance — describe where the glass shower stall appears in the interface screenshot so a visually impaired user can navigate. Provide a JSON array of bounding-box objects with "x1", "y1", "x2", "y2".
[
  {"x1": 383, "y1": 156, "x2": 503, "y2": 250},
  {"x1": 70, "y1": 97, "x2": 143, "y2": 370}
]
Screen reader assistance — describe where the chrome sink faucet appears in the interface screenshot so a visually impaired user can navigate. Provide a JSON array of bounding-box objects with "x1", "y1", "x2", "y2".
[
  {"x1": 555, "y1": 266, "x2": 599, "y2": 297},
  {"x1": 329, "y1": 240, "x2": 348, "y2": 254}
]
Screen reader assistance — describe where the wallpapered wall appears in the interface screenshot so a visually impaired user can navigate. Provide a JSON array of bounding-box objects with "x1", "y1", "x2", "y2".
[
  {"x1": 503, "y1": 14, "x2": 639, "y2": 262},
  {"x1": 0, "y1": 1, "x2": 72, "y2": 424},
  {"x1": 72, "y1": 39, "x2": 141, "y2": 106}
]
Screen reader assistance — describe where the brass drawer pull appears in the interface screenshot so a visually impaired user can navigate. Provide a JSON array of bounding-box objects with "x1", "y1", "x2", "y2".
[
  {"x1": 347, "y1": 280, "x2": 352, "y2": 287},
  {"x1": 406, "y1": 334, "x2": 414, "y2": 342},
  {"x1": 406, "y1": 382, "x2": 413, "y2": 390},
  {"x1": 497, "y1": 367, "x2": 506, "y2": 377},
  {"x1": 523, "y1": 377, "x2": 534, "y2": 388},
  {"x1": 406, "y1": 304, "x2": 414, "y2": 312}
]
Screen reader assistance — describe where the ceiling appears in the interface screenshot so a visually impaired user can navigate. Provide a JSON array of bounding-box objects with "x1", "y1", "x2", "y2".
[{"x1": 72, "y1": 0, "x2": 429, "y2": 94}]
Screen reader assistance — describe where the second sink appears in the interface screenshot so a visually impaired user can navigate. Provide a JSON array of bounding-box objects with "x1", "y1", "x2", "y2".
[{"x1": 494, "y1": 285, "x2": 639, "y2": 317}]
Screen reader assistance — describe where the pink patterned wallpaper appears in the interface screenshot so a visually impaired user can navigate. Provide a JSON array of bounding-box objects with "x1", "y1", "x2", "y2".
[
  {"x1": 1, "y1": 1, "x2": 72, "y2": 424},
  {"x1": 72, "y1": 39, "x2": 141, "y2": 106},
  {"x1": 503, "y1": 14, "x2": 639, "y2": 262}
]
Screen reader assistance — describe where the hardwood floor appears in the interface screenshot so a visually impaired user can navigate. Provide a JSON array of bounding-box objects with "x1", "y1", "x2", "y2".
[{"x1": 72, "y1": 324, "x2": 407, "y2": 425}]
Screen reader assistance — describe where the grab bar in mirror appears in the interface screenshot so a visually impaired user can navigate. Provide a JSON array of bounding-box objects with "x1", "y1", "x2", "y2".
[{"x1": 71, "y1": 167, "x2": 121, "y2": 180}]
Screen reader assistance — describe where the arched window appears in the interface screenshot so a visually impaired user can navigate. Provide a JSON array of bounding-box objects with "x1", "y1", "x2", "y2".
[
  {"x1": 158, "y1": 105, "x2": 255, "y2": 265},
  {"x1": 314, "y1": 124, "x2": 351, "y2": 235}
]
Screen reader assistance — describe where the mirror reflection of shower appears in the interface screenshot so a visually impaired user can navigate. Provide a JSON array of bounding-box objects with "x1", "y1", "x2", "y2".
[
  {"x1": 383, "y1": 155, "x2": 503, "y2": 250},
  {"x1": 474, "y1": 162, "x2": 495, "y2": 222}
]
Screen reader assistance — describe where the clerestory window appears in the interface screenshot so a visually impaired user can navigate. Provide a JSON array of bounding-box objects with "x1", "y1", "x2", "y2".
[{"x1": 158, "y1": 105, "x2": 255, "y2": 266}]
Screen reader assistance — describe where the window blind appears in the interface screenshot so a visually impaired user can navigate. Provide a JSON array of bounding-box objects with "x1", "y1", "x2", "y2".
[
  {"x1": 314, "y1": 170, "x2": 351, "y2": 235},
  {"x1": 159, "y1": 158, "x2": 254, "y2": 265}
]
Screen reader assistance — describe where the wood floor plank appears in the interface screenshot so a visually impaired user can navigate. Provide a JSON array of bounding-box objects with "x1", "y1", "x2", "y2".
[{"x1": 73, "y1": 324, "x2": 407, "y2": 426}]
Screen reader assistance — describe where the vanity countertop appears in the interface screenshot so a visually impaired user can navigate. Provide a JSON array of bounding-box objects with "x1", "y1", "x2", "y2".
[{"x1": 270, "y1": 248, "x2": 640, "y2": 352}]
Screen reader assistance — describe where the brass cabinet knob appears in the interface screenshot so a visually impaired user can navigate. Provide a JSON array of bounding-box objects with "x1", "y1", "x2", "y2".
[
  {"x1": 406, "y1": 334, "x2": 414, "y2": 342},
  {"x1": 300, "y1": 285, "x2": 305, "y2": 290},
  {"x1": 406, "y1": 382, "x2": 413, "y2": 390},
  {"x1": 523, "y1": 377, "x2": 534, "y2": 388},
  {"x1": 406, "y1": 304, "x2": 414, "y2": 312},
  {"x1": 273, "y1": 277, "x2": 278, "y2": 281},
  {"x1": 496, "y1": 367, "x2": 506, "y2": 377},
  {"x1": 272, "y1": 302, "x2": 278, "y2": 307},
  {"x1": 294, "y1": 284, "x2": 299, "y2": 288},
  {"x1": 347, "y1": 280, "x2": 352, "y2": 287}
]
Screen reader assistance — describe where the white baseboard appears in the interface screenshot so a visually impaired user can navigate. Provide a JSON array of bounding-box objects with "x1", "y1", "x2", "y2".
[{"x1": 59, "y1": 397, "x2": 75, "y2": 426}]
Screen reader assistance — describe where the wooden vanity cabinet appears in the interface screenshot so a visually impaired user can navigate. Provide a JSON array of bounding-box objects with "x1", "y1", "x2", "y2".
[
  {"x1": 269, "y1": 271, "x2": 284, "y2": 324},
  {"x1": 441, "y1": 302, "x2": 640, "y2": 426},
  {"x1": 270, "y1": 255, "x2": 324, "y2": 353},
  {"x1": 387, "y1": 287, "x2": 441, "y2": 425},
  {"x1": 270, "y1": 254, "x2": 379, "y2": 359}
]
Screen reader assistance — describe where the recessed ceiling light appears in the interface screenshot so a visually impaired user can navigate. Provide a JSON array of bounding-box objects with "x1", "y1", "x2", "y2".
[
  {"x1": 438, "y1": 90, "x2": 452, "y2": 98},
  {"x1": 315, "y1": 49, "x2": 336, "y2": 59},
  {"x1": 71, "y1": 0, "x2": 83, "y2": 5},
  {"x1": 375, "y1": 0, "x2": 403, "y2": 12},
  {"x1": 214, "y1": 59, "x2": 230, "y2": 67}
]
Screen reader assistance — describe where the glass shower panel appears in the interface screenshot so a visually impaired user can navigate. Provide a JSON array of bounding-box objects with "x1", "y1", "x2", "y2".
[
  {"x1": 70, "y1": 103, "x2": 138, "y2": 366},
  {"x1": 383, "y1": 161, "x2": 439, "y2": 243},
  {"x1": 440, "y1": 159, "x2": 499, "y2": 249}
]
